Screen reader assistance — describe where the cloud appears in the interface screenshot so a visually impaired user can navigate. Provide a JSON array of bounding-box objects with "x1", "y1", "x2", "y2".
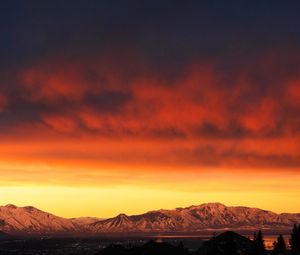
[
  {"x1": 0, "y1": 49, "x2": 300, "y2": 171},
  {"x1": 3, "y1": 1, "x2": 300, "y2": 217}
]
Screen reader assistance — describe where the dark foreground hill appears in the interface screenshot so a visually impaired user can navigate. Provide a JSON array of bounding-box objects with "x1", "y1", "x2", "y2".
[
  {"x1": 96, "y1": 231, "x2": 256, "y2": 255},
  {"x1": 198, "y1": 231, "x2": 255, "y2": 255},
  {"x1": 95, "y1": 240, "x2": 188, "y2": 255}
]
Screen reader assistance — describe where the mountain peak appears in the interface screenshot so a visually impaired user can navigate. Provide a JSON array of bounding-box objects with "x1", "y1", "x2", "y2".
[
  {"x1": 3, "y1": 204, "x2": 39, "y2": 212},
  {"x1": 4, "y1": 204, "x2": 17, "y2": 209},
  {"x1": 201, "y1": 202, "x2": 226, "y2": 207},
  {"x1": 118, "y1": 213, "x2": 127, "y2": 216},
  {"x1": 188, "y1": 202, "x2": 227, "y2": 210},
  {"x1": 116, "y1": 213, "x2": 129, "y2": 219},
  {"x1": 23, "y1": 206, "x2": 38, "y2": 212}
]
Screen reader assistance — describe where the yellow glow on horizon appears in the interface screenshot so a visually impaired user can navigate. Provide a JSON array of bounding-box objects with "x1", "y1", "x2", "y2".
[
  {"x1": 1, "y1": 177, "x2": 300, "y2": 218},
  {"x1": 1, "y1": 156, "x2": 300, "y2": 218}
]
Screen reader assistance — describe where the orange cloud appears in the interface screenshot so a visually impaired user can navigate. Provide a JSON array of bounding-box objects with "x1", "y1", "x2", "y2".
[
  {"x1": 0, "y1": 50, "x2": 300, "y2": 180},
  {"x1": 286, "y1": 80, "x2": 300, "y2": 106}
]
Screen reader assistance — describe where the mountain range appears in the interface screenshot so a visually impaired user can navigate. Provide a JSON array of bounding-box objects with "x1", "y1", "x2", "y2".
[{"x1": 1, "y1": 203, "x2": 300, "y2": 236}]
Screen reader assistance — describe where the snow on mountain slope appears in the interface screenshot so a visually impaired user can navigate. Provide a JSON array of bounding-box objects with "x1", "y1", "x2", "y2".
[
  {"x1": 0, "y1": 204, "x2": 78, "y2": 234},
  {"x1": 90, "y1": 202, "x2": 300, "y2": 232},
  {"x1": 1, "y1": 202, "x2": 300, "y2": 235}
]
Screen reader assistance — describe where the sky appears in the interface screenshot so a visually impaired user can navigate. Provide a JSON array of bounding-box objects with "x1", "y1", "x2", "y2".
[{"x1": 1, "y1": 0, "x2": 300, "y2": 218}]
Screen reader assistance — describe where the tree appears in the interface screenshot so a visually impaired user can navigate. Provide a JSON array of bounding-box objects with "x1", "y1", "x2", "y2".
[
  {"x1": 290, "y1": 224, "x2": 300, "y2": 255},
  {"x1": 253, "y1": 230, "x2": 266, "y2": 255},
  {"x1": 273, "y1": 234, "x2": 287, "y2": 255}
]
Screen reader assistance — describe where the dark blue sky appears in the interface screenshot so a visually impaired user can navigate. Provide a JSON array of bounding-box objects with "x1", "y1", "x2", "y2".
[{"x1": 1, "y1": 0, "x2": 300, "y2": 68}]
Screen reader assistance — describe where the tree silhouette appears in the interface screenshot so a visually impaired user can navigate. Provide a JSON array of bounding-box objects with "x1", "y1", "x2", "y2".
[
  {"x1": 273, "y1": 234, "x2": 287, "y2": 255},
  {"x1": 290, "y1": 224, "x2": 300, "y2": 255},
  {"x1": 253, "y1": 230, "x2": 266, "y2": 255}
]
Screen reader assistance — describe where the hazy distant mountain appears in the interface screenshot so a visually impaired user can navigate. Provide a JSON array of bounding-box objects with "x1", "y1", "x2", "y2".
[
  {"x1": 1, "y1": 203, "x2": 300, "y2": 235},
  {"x1": 90, "y1": 203, "x2": 300, "y2": 233},
  {"x1": 70, "y1": 217, "x2": 103, "y2": 225}
]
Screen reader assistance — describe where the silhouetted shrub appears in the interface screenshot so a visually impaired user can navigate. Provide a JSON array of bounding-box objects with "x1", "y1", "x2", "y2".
[
  {"x1": 253, "y1": 230, "x2": 266, "y2": 255},
  {"x1": 272, "y1": 234, "x2": 287, "y2": 255}
]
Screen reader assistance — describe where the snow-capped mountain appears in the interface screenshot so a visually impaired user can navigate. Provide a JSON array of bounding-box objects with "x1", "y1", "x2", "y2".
[
  {"x1": 90, "y1": 202, "x2": 300, "y2": 232},
  {"x1": 1, "y1": 203, "x2": 300, "y2": 235},
  {"x1": 0, "y1": 204, "x2": 79, "y2": 234}
]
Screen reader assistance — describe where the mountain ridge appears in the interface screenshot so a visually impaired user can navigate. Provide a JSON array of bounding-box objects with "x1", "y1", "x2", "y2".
[
  {"x1": 90, "y1": 202, "x2": 300, "y2": 233},
  {"x1": 0, "y1": 202, "x2": 300, "y2": 235}
]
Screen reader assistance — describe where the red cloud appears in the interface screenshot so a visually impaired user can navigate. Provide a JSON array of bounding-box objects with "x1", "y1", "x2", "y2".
[
  {"x1": 21, "y1": 60, "x2": 89, "y2": 103},
  {"x1": 286, "y1": 80, "x2": 300, "y2": 106},
  {"x1": 0, "y1": 49, "x2": 299, "y2": 169},
  {"x1": 43, "y1": 115, "x2": 79, "y2": 133}
]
